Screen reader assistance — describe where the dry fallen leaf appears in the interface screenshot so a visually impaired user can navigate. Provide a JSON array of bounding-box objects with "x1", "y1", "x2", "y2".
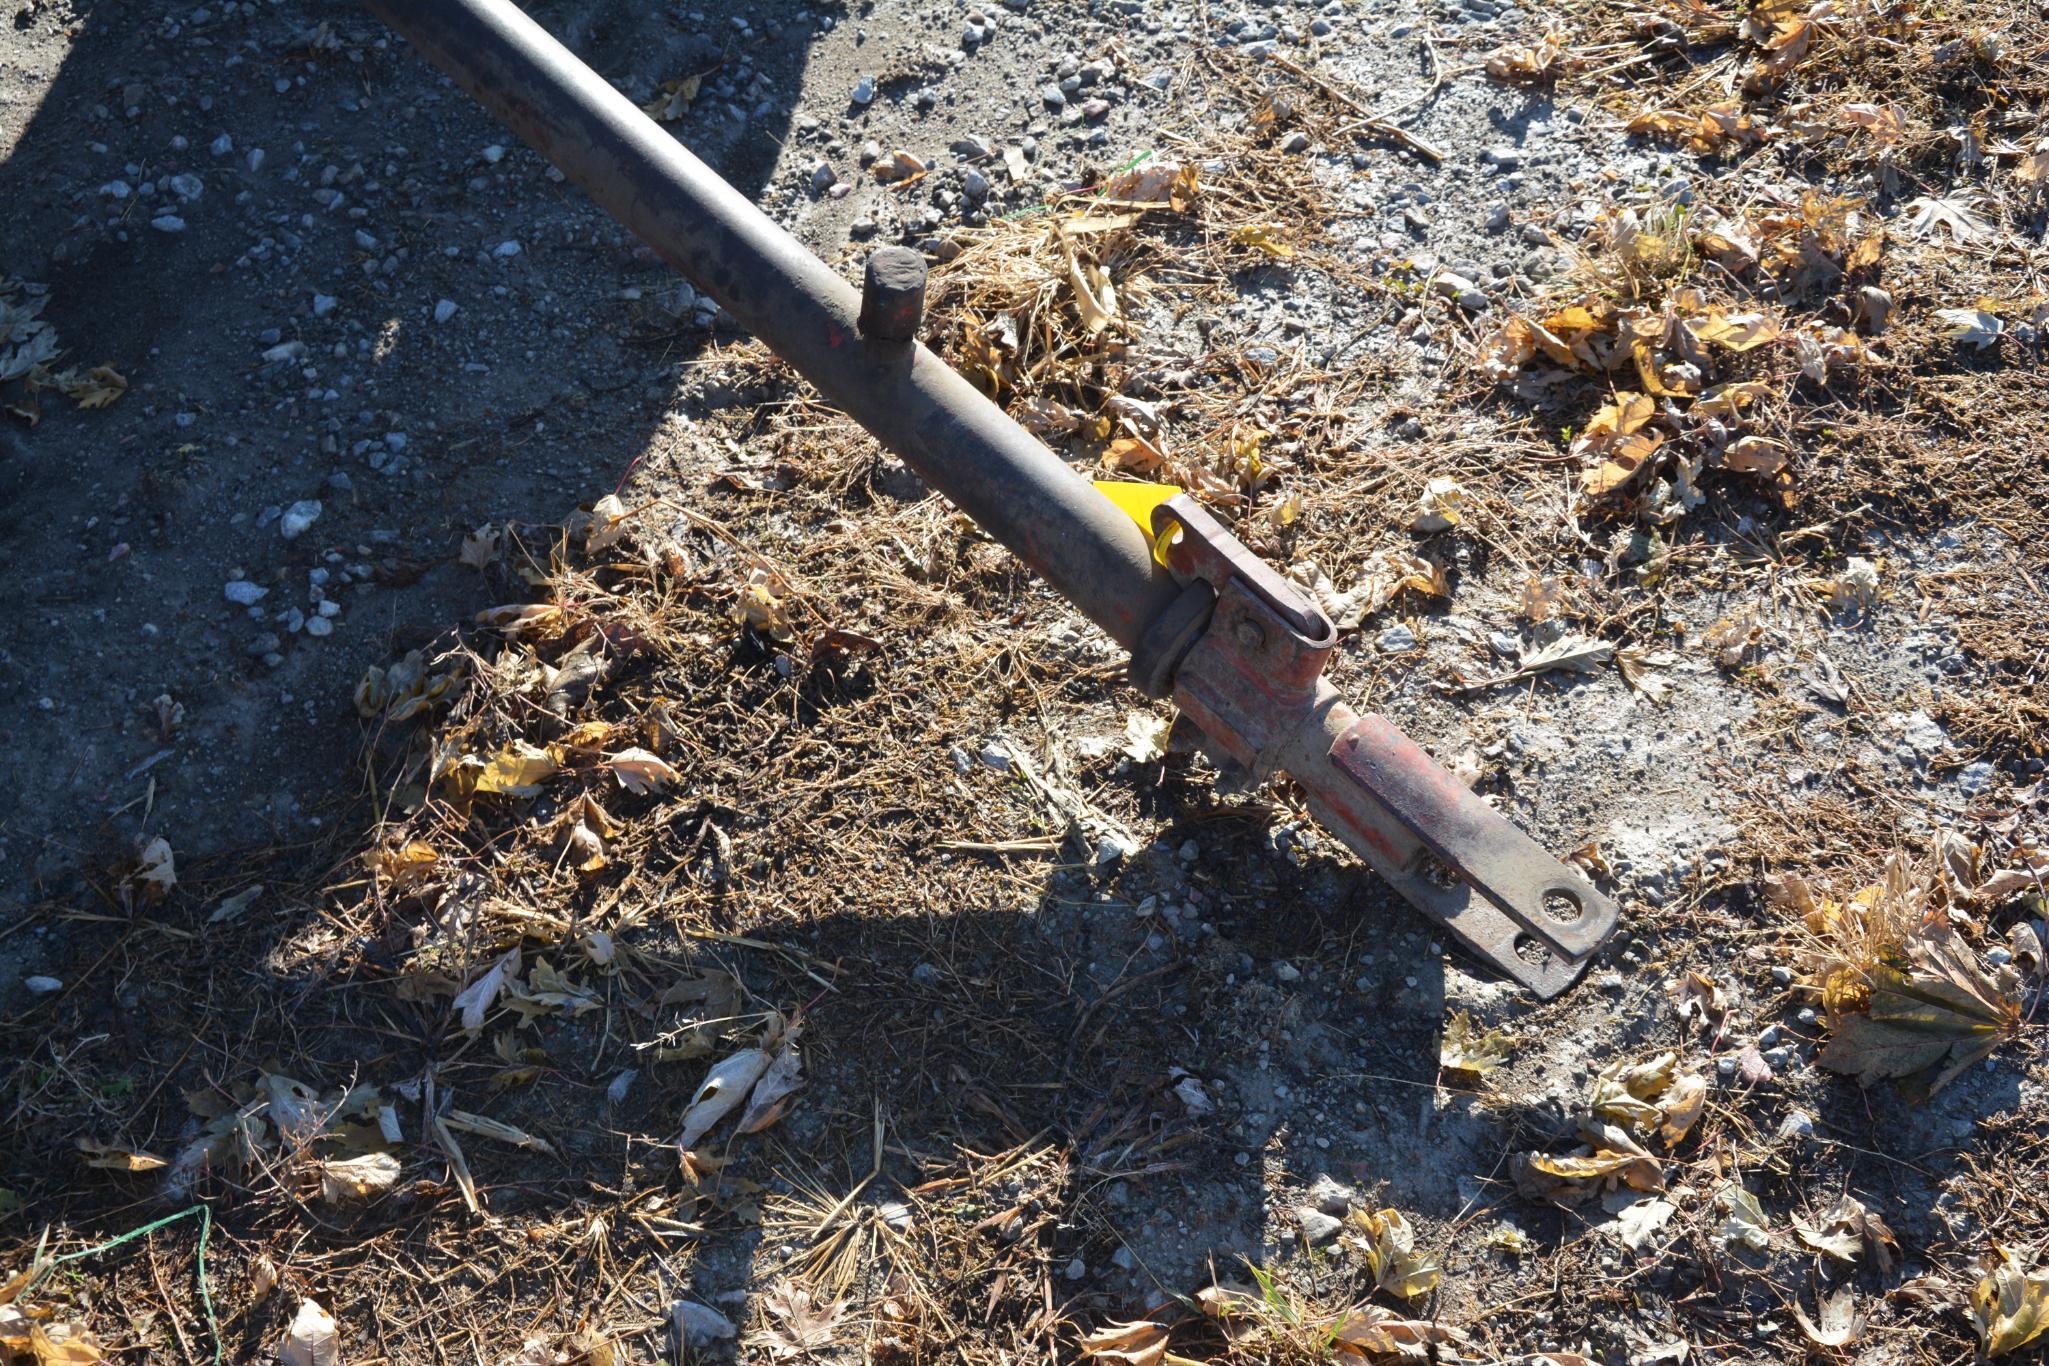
[
  {"x1": 1077, "y1": 1317, "x2": 1171, "y2": 1365},
  {"x1": 122, "y1": 835, "x2": 177, "y2": 909},
  {"x1": 1439, "y1": 1010, "x2": 1513, "y2": 1075},
  {"x1": 1229, "y1": 223, "x2": 1296, "y2": 258},
  {"x1": 1616, "y1": 646, "x2": 1676, "y2": 704},
  {"x1": 607, "y1": 747, "x2": 681, "y2": 795},
  {"x1": 1973, "y1": 1249, "x2": 2049, "y2": 1358},
  {"x1": 1724, "y1": 435, "x2": 1790, "y2": 477},
  {"x1": 74, "y1": 1139, "x2": 169, "y2": 1173},
  {"x1": 1817, "y1": 954, "x2": 2018, "y2": 1097},
  {"x1": 1717, "y1": 1183, "x2": 1772, "y2": 1253},
  {"x1": 1906, "y1": 195, "x2": 1994, "y2": 245},
  {"x1": 1794, "y1": 1194, "x2": 1896, "y2": 1270},
  {"x1": 642, "y1": 73, "x2": 702, "y2": 121},
  {"x1": 1345, "y1": 1207, "x2": 1439, "y2": 1298},
  {"x1": 735, "y1": 1042, "x2": 803, "y2": 1135},
  {"x1": 678, "y1": 1046, "x2": 775, "y2": 1150},
  {"x1": 18, "y1": 1322, "x2": 106, "y2": 1363},
  {"x1": 474, "y1": 742, "x2": 559, "y2": 798},
  {"x1": 1827, "y1": 556, "x2": 1880, "y2": 611},
  {"x1": 1517, "y1": 634, "x2": 1615, "y2": 676},
  {"x1": 1121, "y1": 711, "x2": 1171, "y2": 763},
  {"x1": 1098, "y1": 160, "x2": 1199, "y2": 211},
  {"x1": 458, "y1": 523, "x2": 503, "y2": 571},
  {"x1": 753, "y1": 1281, "x2": 847, "y2": 1360},
  {"x1": 1328, "y1": 1305, "x2": 1468, "y2": 1357},
  {"x1": 1691, "y1": 308, "x2": 1782, "y2": 351},
  {"x1": 1067, "y1": 247, "x2": 1120, "y2": 333},
  {"x1": 1519, "y1": 576, "x2": 1566, "y2": 623},
  {"x1": 1573, "y1": 392, "x2": 1666, "y2": 497},
  {"x1": 319, "y1": 1151, "x2": 400, "y2": 1204},
  {"x1": 51, "y1": 364, "x2": 127, "y2": 409},
  {"x1": 1484, "y1": 36, "x2": 1564, "y2": 84},
  {"x1": 1794, "y1": 1284, "x2": 1865, "y2": 1348},
  {"x1": 732, "y1": 567, "x2": 796, "y2": 641},
  {"x1": 1613, "y1": 1197, "x2": 1676, "y2": 1251},
  {"x1": 281, "y1": 1298, "x2": 340, "y2": 1366},
  {"x1": 1936, "y1": 307, "x2": 2003, "y2": 348},
  {"x1": 452, "y1": 945, "x2": 523, "y2": 1032},
  {"x1": 1408, "y1": 476, "x2": 1464, "y2": 533},
  {"x1": 475, "y1": 602, "x2": 568, "y2": 637}
]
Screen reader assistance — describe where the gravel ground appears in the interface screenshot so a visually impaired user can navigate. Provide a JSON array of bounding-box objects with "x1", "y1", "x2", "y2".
[{"x1": 4, "y1": 0, "x2": 2046, "y2": 1363}]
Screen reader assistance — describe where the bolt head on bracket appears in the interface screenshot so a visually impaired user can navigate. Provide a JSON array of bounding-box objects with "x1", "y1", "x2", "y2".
[{"x1": 859, "y1": 246, "x2": 927, "y2": 342}]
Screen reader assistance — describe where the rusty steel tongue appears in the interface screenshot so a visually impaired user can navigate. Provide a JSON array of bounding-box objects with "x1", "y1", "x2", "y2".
[
  {"x1": 1139, "y1": 498, "x2": 1619, "y2": 997},
  {"x1": 367, "y1": 0, "x2": 1621, "y2": 995}
]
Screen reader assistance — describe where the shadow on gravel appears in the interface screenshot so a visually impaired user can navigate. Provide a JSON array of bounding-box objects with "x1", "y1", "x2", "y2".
[{"x1": 0, "y1": 0, "x2": 820, "y2": 904}]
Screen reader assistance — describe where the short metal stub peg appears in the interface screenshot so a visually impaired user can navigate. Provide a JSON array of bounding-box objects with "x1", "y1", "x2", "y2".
[{"x1": 859, "y1": 246, "x2": 927, "y2": 342}]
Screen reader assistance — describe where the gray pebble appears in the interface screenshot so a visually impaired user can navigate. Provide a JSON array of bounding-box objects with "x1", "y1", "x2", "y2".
[
  {"x1": 1297, "y1": 1208, "x2": 1342, "y2": 1245},
  {"x1": 1308, "y1": 1174, "x2": 1354, "y2": 1215},
  {"x1": 279, "y1": 499, "x2": 323, "y2": 541}
]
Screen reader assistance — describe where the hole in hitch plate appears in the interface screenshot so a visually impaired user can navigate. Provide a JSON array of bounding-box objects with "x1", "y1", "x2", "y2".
[
  {"x1": 1542, "y1": 888, "x2": 1583, "y2": 923},
  {"x1": 1513, "y1": 933, "x2": 1554, "y2": 969},
  {"x1": 1414, "y1": 850, "x2": 1464, "y2": 890}
]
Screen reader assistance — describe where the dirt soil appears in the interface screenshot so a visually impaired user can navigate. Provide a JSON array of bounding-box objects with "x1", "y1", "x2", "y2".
[{"x1": 3, "y1": 0, "x2": 2047, "y2": 1363}]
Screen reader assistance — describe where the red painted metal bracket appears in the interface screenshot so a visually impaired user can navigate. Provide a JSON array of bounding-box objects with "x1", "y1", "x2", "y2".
[{"x1": 1148, "y1": 495, "x2": 1619, "y2": 997}]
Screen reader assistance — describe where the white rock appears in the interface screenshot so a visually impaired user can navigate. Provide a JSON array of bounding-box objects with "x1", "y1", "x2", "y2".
[
  {"x1": 305, "y1": 615, "x2": 334, "y2": 638},
  {"x1": 481, "y1": 143, "x2": 506, "y2": 163},
  {"x1": 493, "y1": 240, "x2": 521, "y2": 257},
  {"x1": 851, "y1": 75, "x2": 877, "y2": 104},
  {"x1": 224, "y1": 580, "x2": 268, "y2": 605},
  {"x1": 168, "y1": 172, "x2": 204, "y2": 201},
  {"x1": 246, "y1": 147, "x2": 266, "y2": 173},
  {"x1": 210, "y1": 133, "x2": 234, "y2": 157},
  {"x1": 279, "y1": 499, "x2": 323, "y2": 541},
  {"x1": 1431, "y1": 270, "x2": 1479, "y2": 300},
  {"x1": 261, "y1": 340, "x2": 306, "y2": 364},
  {"x1": 100, "y1": 180, "x2": 132, "y2": 199},
  {"x1": 1094, "y1": 833, "x2": 1136, "y2": 864},
  {"x1": 311, "y1": 294, "x2": 337, "y2": 318},
  {"x1": 433, "y1": 298, "x2": 458, "y2": 324},
  {"x1": 151, "y1": 214, "x2": 187, "y2": 233},
  {"x1": 25, "y1": 975, "x2": 62, "y2": 996}
]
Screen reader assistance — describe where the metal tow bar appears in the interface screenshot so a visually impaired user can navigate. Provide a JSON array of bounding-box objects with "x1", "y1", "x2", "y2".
[{"x1": 366, "y1": 0, "x2": 1620, "y2": 995}]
